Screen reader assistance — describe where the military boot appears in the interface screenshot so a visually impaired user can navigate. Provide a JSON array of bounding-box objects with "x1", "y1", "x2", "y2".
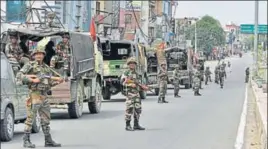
[
  {"x1": 133, "y1": 119, "x2": 145, "y2": 130},
  {"x1": 44, "y1": 134, "x2": 61, "y2": 147},
  {"x1": 125, "y1": 120, "x2": 134, "y2": 131},
  {"x1": 157, "y1": 97, "x2": 162, "y2": 103},
  {"x1": 174, "y1": 94, "x2": 181, "y2": 98},
  {"x1": 23, "y1": 133, "x2": 36, "y2": 148},
  {"x1": 162, "y1": 97, "x2": 168, "y2": 103},
  {"x1": 197, "y1": 91, "x2": 202, "y2": 96}
]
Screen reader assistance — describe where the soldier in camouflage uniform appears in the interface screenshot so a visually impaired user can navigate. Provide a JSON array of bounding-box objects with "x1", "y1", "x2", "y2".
[
  {"x1": 222, "y1": 61, "x2": 227, "y2": 78},
  {"x1": 196, "y1": 64, "x2": 203, "y2": 89},
  {"x1": 214, "y1": 64, "x2": 220, "y2": 84},
  {"x1": 158, "y1": 62, "x2": 169, "y2": 103},
  {"x1": 5, "y1": 31, "x2": 29, "y2": 72},
  {"x1": 16, "y1": 46, "x2": 63, "y2": 148},
  {"x1": 172, "y1": 65, "x2": 181, "y2": 97},
  {"x1": 121, "y1": 57, "x2": 146, "y2": 131},
  {"x1": 193, "y1": 69, "x2": 202, "y2": 96},
  {"x1": 245, "y1": 67, "x2": 250, "y2": 83},
  {"x1": 219, "y1": 64, "x2": 225, "y2": 88},
  {"x1": 204, "y1": 66, "x2": 212, "y2": 85},
  {"x1": 50, "y1": 33, "x2": 70, "y2": 80}
]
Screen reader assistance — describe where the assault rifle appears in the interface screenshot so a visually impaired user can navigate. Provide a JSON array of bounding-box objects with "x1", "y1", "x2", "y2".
[
  {"x1": 125, "y1": 77, "x2": 155, "y2": 94},
  {"x1": 26, "y1": 74, "x2": 62, "y2": 82}
]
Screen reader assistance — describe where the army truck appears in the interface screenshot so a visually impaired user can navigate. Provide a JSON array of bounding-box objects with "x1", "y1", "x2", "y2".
[
  {"x1": 2, "y1": 28, "x2": 103, "y2": 119},
  {"x1": 165, "y1": 46, "x2": 193, "y2": 89},
  {"x1": 102, "y1": 40, "x2": 148, "y2": 100}
]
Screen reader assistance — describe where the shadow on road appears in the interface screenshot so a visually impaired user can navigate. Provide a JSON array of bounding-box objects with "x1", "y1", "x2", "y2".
[{"x1": 50, "y1": 110, "x2": 123, "y2": 120}]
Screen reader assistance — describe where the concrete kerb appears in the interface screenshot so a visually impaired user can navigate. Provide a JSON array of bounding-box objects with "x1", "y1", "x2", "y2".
[{"x1": 250, "y1": 78, "x2": 267, "y2": 149}]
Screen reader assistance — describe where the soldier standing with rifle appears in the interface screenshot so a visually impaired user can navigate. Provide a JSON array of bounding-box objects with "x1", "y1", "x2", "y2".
[
  {"x1": 121, "y1": 57, "x2": 147, "y2": 131},
  {"x1": 158, "y1": 62, "x2": 169, "y2": 103},
  {"x1": 173, "y1": 65, "x2": 181, "y2": 97},
  {"x1": 16, "y1": 46, "x2": 63, "y2": 148},
  {"x1": 245, "y1": 67, "x2": 250, "y2": 83},
  {"x1": 205, "y1": 66, "x2": 212, "y2": 85},
  {"x1": 193, "y1": 68, "x2": 202, "y2": 96},
  {"x1": 214, "y1": 63, "x2": 220, "y2": 84},
  {"x1": 219, "y1": 64, "x2": 225, "y2": 88}
]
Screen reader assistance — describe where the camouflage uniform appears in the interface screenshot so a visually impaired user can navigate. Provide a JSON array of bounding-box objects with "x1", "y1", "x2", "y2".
[
  {"x1": 196, "y1": 64, "x2": 203, "y2": 89},
  {"x1": 219, "y1": 65, "x2": 225, "y2": 88},
  {"x1": 214, "y1": 65, "x2": 220, "y2": 84},
  {"x1": 205, "y1": 66, "x2": 212, "y2": 85},
  {"x1": 50, "y1": 34, "x2": 70, "y2": 78},
  {"x1": 16, "y1": 46, "x2": 62, "y2": 148},
  {"x1": 245, "y1": 67, "x2": 250, "y2": 83},
  {"x1": 193, "y1": 70, "x2": 201, "y2": 96},
  {"x1": 5, "y1": 31, "x2": 29, "y2": 73},
  {"x1": 172, "y1": 65, "x2": 181, "y2": 97},
  {"x1": 121, "y1": 57, "x2": 145, "y2": 131},
  {"x1": 158, "y1": 62, "x2": 168, "y2": 103},
  {"x1": 222, "y1": 61, "x2": 227, "y2": 78}
]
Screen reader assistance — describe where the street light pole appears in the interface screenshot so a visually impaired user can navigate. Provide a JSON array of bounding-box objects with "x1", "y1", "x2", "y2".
[
  {"x1": 254, "y1": 1, "x2": 259, "y2": 74},
  {"x1": 194, "y1": 22, "x2": 197, "y2": 53}
]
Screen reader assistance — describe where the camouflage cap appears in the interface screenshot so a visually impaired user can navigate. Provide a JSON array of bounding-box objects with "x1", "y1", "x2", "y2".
[
  {"x1": 126, "y1": 57, "x2": 137, "y2": 65},
  {"x1": 32, "y1": 46, "x2": 46, "y2": 56}
]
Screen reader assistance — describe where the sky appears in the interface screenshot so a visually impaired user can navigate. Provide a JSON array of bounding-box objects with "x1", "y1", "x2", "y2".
[{"x1": 175, "y1": 1, "x2": 267, "y2": 26}]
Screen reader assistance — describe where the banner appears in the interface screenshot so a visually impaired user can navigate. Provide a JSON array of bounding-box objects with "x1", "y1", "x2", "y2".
[{"x1": 6, "y1": 0, "x2": 26, "y2": 23}]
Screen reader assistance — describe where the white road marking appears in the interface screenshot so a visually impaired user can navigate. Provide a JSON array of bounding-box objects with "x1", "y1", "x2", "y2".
[{"x1": 234, "y1": 85, "x2": 248, "y2": 149}]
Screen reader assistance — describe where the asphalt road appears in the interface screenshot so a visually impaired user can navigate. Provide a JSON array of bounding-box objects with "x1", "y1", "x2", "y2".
[{"x1": 2, "y1": 54, "x2": 252, "y2": 149}]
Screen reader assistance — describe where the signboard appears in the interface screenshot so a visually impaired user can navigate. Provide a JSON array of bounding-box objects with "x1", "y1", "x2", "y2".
[
  {"x1": 240, "y1": 24, "x2": 267, "y2": 34},
  {"x1": 6, "y1": 1, "x2": 26, "y2": 23},
  {"x1": 126, "y1": 1, "x2": 141, "y2": 11}
]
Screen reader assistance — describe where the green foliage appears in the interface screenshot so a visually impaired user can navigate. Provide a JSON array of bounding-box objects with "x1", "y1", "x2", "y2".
[{"x1": 185, "y1": 15, "x2": 225, "y2": 54}]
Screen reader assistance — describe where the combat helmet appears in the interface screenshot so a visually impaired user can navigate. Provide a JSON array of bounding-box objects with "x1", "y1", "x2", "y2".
[
  {"x1": 8, "y1": 30, "x2": 18, "y2": 38},
  {"x1": 32, "y1": 45, "x2": 46, "y2": 56},
  {"x1": 62, "y1": 32, "x2": 70, "y2": 39},
  {"x1": 126, "y1": 57, "x2": 137, "y2": 65}
]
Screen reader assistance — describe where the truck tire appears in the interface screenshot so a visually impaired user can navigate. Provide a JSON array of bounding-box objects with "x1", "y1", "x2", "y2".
[
  {"x1": 88, "y1": 82, "x2": 102, "y2": 114},
  {"x1": 31, "y1": 112, "x2": 40, "y2": 133},
  {"x1": 1, "y1": 107, "x2": 14, "y2": 142},
  {"x1": 154, "y1": 88, "x2": 159, "y2": 95},
  {"x1": 102, "y1": 86, "x2": 111, "y2": 100},
  {"x1": 185, "y1": 84, "x2": 190, "y2": 89},
  {"x1": 68, "y1": 80, "x2": 84, "y2": 119}
]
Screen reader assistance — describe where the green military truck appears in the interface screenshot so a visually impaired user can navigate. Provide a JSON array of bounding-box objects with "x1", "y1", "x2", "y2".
[
  {"x1": 165, "y1": 46, "x2": 193, "y2": 89},
  {"x1": 102, "y1": 40, "x2": 148, "y2": 100}
]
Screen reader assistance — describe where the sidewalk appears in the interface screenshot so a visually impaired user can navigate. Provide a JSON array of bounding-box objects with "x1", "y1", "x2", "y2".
[{"x1": 251, "y1": 79, "x2": 267, "y2": 149}]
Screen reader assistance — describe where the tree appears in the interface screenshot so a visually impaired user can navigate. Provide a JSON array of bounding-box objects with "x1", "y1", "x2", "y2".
[{"x1": 185, "y1": 15, "x2": 226, "y2": 54}]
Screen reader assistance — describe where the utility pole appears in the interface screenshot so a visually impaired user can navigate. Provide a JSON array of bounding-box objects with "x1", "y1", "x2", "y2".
[
  {"x1": 194, "y1": 22, "x2": 197, "y2": 53},
  {"x1": 140, "y1": 1, "x2": 149, "y2": 44},
  {"x1": 254, "y1": 1, "x2": 259, "y2": 75}
]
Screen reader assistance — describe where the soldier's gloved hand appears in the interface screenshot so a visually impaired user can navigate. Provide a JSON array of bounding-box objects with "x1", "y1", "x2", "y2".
[{"x1": 31, "y1": 78, "x2": 41, "y2": 83}]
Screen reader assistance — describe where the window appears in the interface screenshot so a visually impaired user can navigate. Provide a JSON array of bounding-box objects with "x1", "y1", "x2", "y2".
[
  {"x1": 1, "y1": 58, "x2": 11, "y2": 79},
  {"x1": 96, "y1": 2, "x2": 100, "y2": 15}
]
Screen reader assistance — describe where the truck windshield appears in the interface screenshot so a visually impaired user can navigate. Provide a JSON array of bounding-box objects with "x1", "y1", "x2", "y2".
[{"x1": 103, "y1": 43, "x2": 132, "y2": 60}]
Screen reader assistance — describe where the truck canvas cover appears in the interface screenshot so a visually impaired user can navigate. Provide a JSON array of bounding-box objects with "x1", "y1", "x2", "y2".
[{"x1": 8, "y1": 28, "x2": 95, "y2": 78}]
